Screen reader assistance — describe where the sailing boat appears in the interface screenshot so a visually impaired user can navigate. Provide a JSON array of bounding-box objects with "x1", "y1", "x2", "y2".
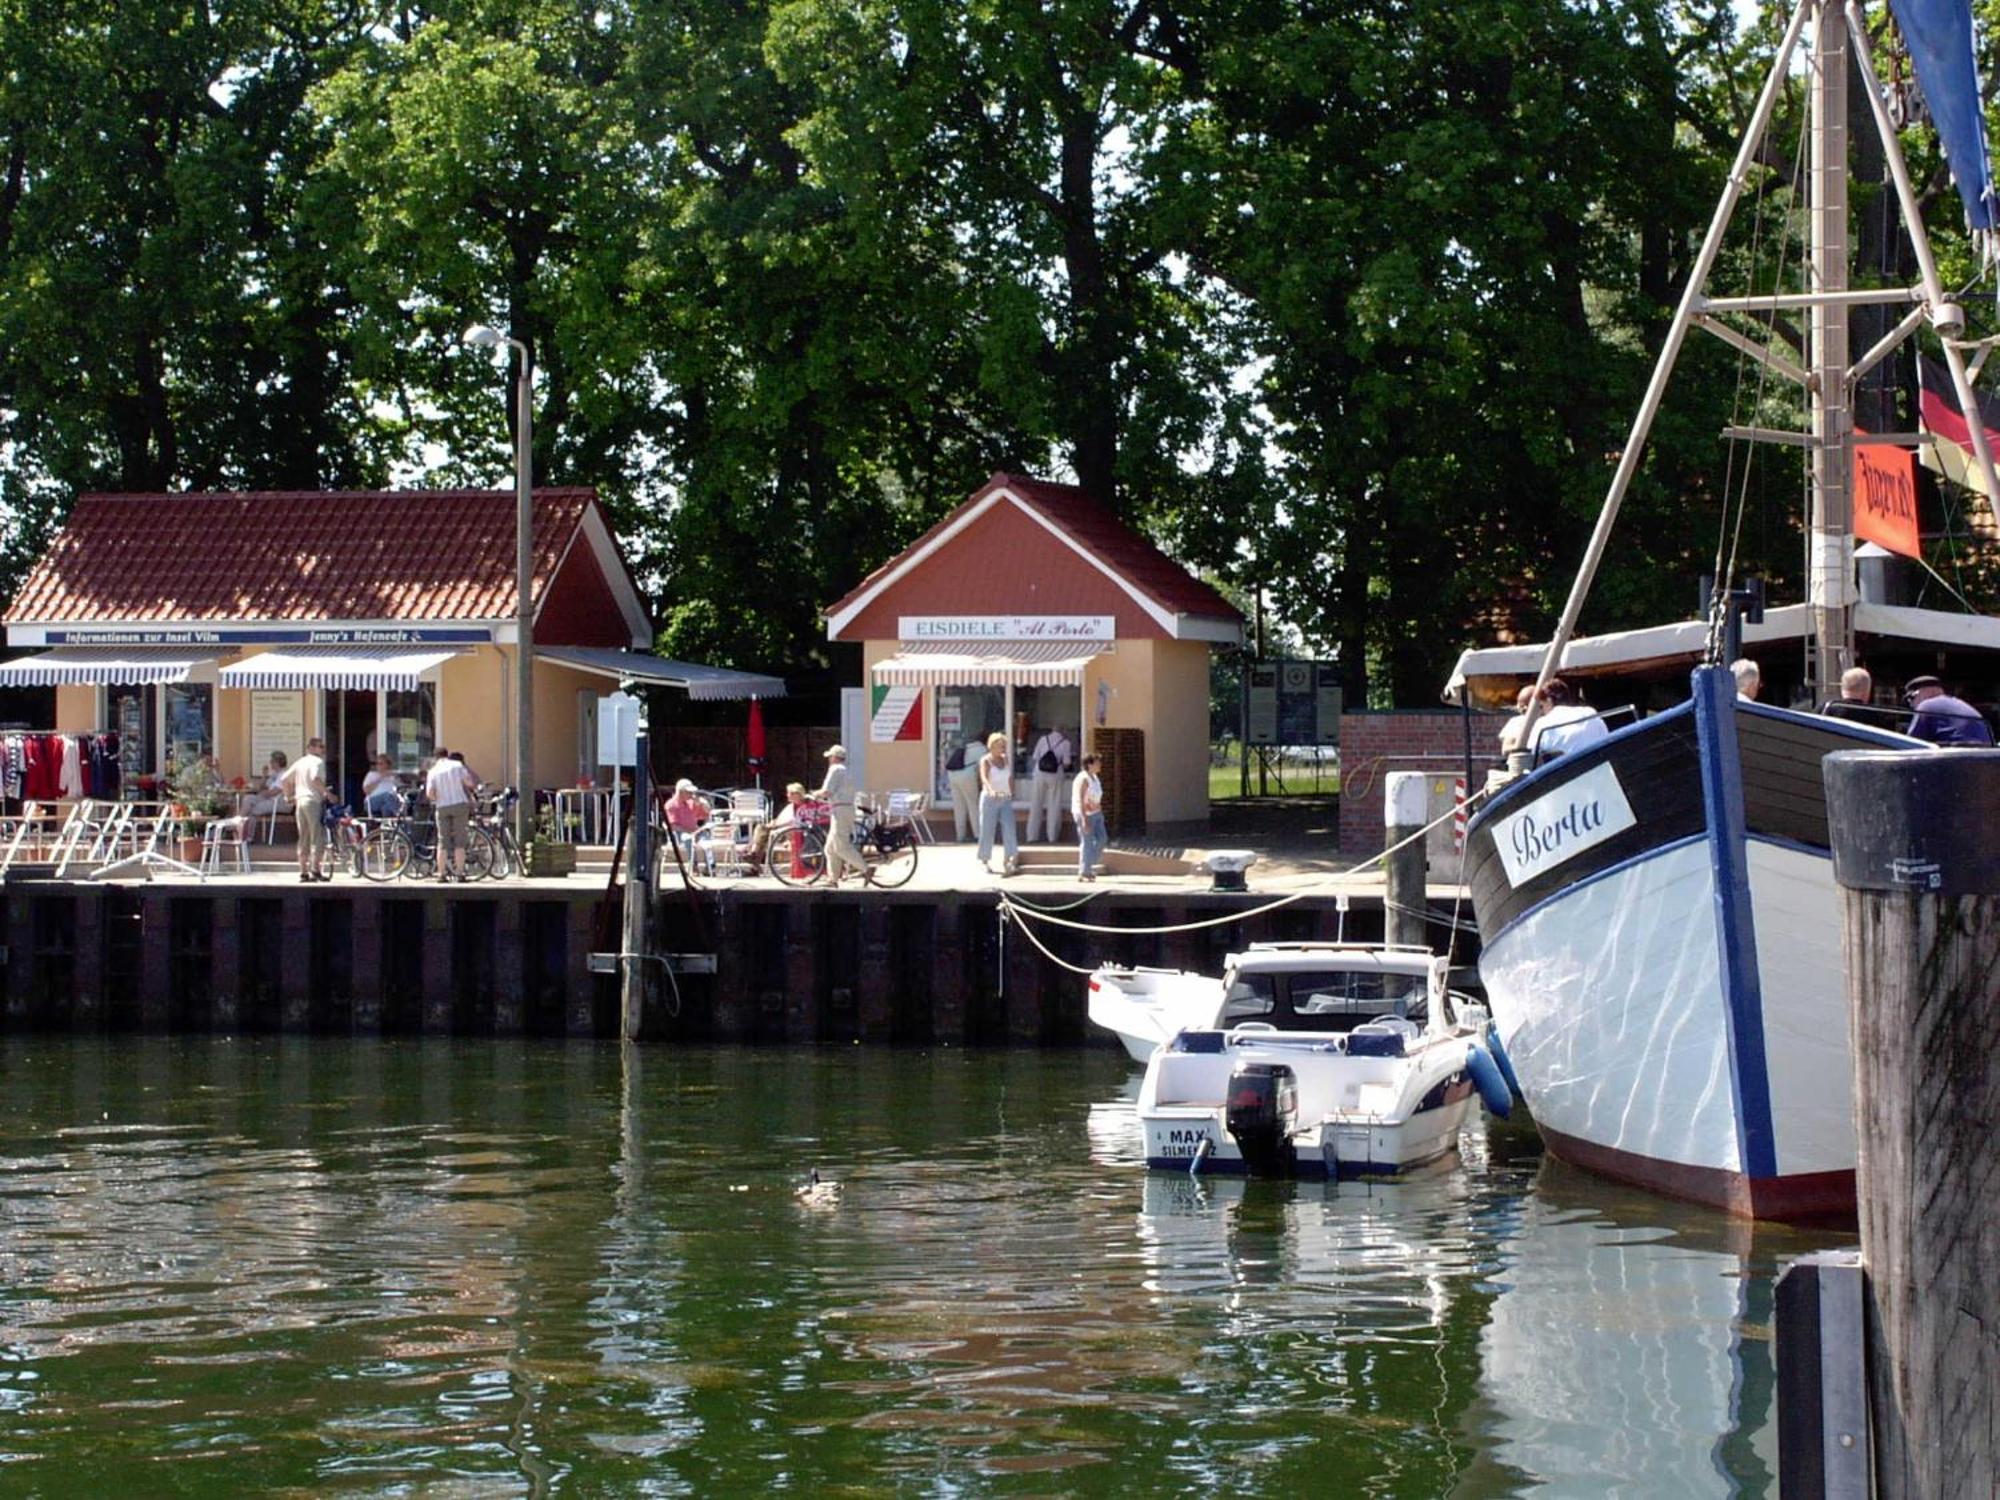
[{"x1": 1459, "y1": 0, "x2": 2000, "y2": 1223}]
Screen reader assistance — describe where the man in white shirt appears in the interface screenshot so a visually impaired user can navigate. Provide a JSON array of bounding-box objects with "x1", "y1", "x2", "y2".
[
  {"x1": 278, "y1": 737, "x2": 330, "y2": 881},
  {"x1": 425, "y1": 747, "x2": 475, "y2": 881},
  {"x1": 1528, "y1": 679, "x2": 1608, "y2": 758},
  {"x1": 1025, "y1": 724, "x2": 1073, "y2": 842},
  {"x1": 813, "y1": 744, "x2": 865, "y2": 884}
]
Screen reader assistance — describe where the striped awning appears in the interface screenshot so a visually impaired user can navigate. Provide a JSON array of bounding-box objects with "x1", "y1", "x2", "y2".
[
  {"x1": 0, "y1": 646, "x2": 222, "y2": 686},
  {"x1": 870, "y1": 639, "x2": 1107, "y2": 687},
  {"x1": 535, "y1": 645, "x2": 787, "y2": 701},
  {"x1": 219, "y1": 645, "x2": 461, "y2": 692}
]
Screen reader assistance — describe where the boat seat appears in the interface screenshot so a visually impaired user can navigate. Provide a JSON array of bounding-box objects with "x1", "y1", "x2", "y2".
[{"x1": 1347, "y1": 1017, "x2": 1420, "y2": 1058}]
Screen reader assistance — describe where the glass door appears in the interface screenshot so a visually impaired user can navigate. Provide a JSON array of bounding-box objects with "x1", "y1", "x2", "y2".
[
  {"x1": 933, "y1": 686, "x2": 1006, "y2": 799},
  {"x1": 333, "y1": 690, "x2": 378, "y2": 809}
]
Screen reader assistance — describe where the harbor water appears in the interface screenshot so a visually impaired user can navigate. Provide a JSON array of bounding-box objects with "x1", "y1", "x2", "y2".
[{"x1": 0, "y1": 1038, "x2": 1838, "y2": 1496}]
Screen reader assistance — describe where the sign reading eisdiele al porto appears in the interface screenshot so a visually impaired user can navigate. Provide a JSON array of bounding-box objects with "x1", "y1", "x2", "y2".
[
  {"x1": 897, "y1": 616, "x2": 1114, "y2": 642},
  {"x1": 1853, "y1": 443, "x2": 1921, "y2": 559},
  {"x1": 39, "y1": 625, "x2": 494, "y2": 646}
]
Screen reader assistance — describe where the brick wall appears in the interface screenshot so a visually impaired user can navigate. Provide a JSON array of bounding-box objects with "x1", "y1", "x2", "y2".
[{"x1": 1337, "y1": 710, "x2": 1499, "y2": 858}]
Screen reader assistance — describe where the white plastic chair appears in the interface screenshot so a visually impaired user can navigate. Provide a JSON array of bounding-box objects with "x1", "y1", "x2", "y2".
[
  {"x1": 886, "y1": 789, "x2": 932, "y2": 843},
  {"x1": 200, "y1": 816, "x2": 252, "y2": 878}
]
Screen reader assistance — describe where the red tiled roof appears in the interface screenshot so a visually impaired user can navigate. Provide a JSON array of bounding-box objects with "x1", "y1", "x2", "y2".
[
  {"x1": 826, "y1": 471, "x2": 1242, "y2": 626},
  {"x1": 6, "y1": 489, "x2": 603, "y2": 624}
]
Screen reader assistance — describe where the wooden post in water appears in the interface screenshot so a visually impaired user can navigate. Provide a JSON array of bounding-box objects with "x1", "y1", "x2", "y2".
[
  {"x1": 1823, "y1": 747, "x2": 2000, "y2": 1500},
  {"x1": 1384, "y1": 771, "x2": 1428, "y2": 949},
  {"x1": 620, "y1": 720, "x2": 652, "y2": 1041}
]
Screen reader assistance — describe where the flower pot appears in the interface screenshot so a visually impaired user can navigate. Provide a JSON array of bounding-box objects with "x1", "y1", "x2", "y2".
[{"x1": 523, "y1": 842, "x2": 576, "y2": 878}]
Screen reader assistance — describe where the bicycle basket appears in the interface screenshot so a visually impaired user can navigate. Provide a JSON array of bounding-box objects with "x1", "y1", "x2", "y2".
[{"x1": 873, "y1": 822, "x2": 912, "y2": 853}]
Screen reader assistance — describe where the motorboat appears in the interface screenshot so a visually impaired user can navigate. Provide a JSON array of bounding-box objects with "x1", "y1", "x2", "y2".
[
  {"x1": 1088, "y1": 965, "x2": 1222, "y2": 1062},
  {"x1": 1124, "y1": 943, "x2": 1512, "y2": 1179}
]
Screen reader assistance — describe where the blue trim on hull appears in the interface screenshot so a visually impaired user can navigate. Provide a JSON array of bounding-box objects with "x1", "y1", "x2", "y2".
[
  {"x1": 1471, "y1": 697, "x2": 1698, "y2": 823},
  {"x1": 1691, "y1": 665, "x2": 1778, "y2": 1183}
]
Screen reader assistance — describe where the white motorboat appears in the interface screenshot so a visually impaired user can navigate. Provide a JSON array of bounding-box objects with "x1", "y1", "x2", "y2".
[
  {"x1": 1123, "y1": 943, "x2": 1512, "y2": 1179},
  {"x1": 1088, "y1": 965, "x2": 1222, "y2": 1062}
]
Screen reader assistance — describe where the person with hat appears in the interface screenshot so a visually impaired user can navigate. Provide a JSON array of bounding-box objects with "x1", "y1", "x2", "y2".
[
  {"x1": 1902, "y1": 675, "x2": 1995, "y2": 746},
  {"x1": 813, "y1": 744, "x2": 865, "y2": 884},
  {"x1": 664, "y1": 777, "x2": 712, "y2": 870}
]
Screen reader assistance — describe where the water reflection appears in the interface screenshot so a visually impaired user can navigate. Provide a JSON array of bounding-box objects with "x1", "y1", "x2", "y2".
[{"x1": 0, "y1": 1038, "x2": 1834, "y2": 1495}]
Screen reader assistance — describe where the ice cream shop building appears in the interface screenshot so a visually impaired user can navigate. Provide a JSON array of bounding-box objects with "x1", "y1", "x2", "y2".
[{"x1": 824, "y1": 473, "x2": 1242, "y2": 832}]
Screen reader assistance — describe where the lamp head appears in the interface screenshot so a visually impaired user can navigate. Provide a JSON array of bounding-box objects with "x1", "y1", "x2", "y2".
[{"x1": 462, "y1": 324, "x2": 506, "y2": 348}]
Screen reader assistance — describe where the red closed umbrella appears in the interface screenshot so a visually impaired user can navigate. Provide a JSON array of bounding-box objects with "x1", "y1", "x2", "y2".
[{"x1": 746, "y1": 697, "x2": 767, "y2": 787}]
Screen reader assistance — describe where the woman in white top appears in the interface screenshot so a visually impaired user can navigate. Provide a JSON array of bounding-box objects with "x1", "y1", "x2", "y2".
[
  {"x1": 361, "y1": 754, "x2": 401, "y2": 817},
  {"x1": 1071, "y1": 752, "x2": 1105, "y2": 881},
  {"x1": 975, "y1": 731, "x2": 1019, "y2": 875}
]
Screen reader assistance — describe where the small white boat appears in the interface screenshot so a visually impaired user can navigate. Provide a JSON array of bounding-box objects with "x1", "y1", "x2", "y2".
[
  {"x1": 1088, "y1": 965, "x2": 1222, "y2": 1061},
  {"x1": 1120, "y1": 943, "x2": 1511, "y2": 1180}
]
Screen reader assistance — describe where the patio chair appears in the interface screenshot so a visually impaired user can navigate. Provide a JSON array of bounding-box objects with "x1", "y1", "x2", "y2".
[
  {"x1": 885, "y1": 789, "x2": 933, "y2": 843},
  {"x1": 200, "y1": 816, "x2": 252, "y2": 878}
]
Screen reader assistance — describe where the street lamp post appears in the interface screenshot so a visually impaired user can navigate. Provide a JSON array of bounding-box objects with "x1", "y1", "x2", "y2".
[{"x1": 464, "y1": 324, "x2": 536, "y2": 847}]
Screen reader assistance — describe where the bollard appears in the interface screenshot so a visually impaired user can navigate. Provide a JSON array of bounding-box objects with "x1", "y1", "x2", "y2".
[
  {"x1": 1822, "y1": 748, "x2": 2000, "y2": 1500},
  {"x1": 1384, "y1": 771, "x2": 1429, "y2": 949}
]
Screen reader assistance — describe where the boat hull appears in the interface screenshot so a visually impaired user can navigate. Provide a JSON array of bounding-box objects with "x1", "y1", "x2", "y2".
[{"x1": 1465, "y1": 668, "x2": 1915, "y2": 1224}]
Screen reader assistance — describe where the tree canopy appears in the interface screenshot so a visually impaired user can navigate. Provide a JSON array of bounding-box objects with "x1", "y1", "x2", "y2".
[{"x1": 1, "y1": 0, "x2": 1992, "y2": 702}]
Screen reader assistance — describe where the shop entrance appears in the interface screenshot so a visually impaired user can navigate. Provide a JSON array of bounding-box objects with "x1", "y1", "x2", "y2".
[
  {"x1": 930, "y1": 684, "x2": 1082, "y2": 799},
  {"x1": 332, "y1": 690, "x2": 378, "y2": 810}
]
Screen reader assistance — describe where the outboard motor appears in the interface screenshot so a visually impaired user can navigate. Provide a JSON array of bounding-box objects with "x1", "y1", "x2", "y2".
[{"x1": 1225, "y1": 1061, "x2": 1298, "y2": 1176}]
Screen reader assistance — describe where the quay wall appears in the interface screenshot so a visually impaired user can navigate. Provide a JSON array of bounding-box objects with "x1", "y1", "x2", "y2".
[{"x1": 0, "y1": 878, "x2": 1446, "y2": 1044}]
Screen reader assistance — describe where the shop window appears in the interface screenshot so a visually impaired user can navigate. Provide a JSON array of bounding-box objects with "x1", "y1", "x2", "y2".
[
  {"x1": 933, "y1": 685, "x2": 1006, "y2": 800},
  {"x1": 164, "y1": 682, "x2": 213, "y2": 769},
  {"x1": 386, "y1": 685, "x2": 437, "y2": 774},
  {"x1": 107, "y1": 684, "x2": 158, "y2": 786},
  {"x1": 1011, "y1": 685, "x2": 1082, "y2": 778}
]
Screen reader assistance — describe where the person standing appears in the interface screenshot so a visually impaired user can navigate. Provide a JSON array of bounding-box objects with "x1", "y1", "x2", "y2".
[
  {"x1": 813, "y1": 744, "x2": 865, "y2": 885},
  {"x1": 1903, "y1": 675, "x2": 1996, "y2": 746},
  {"x1": 1026, "y1": 723, "x2": 1073, "y2": 842},
  {"x1": 1730, "y1": 658, "x2": 1761, "y2": 701},
  {"x1": 425, "y1": 747, "x2": 475, "y2": 881},
  {"x1": 1071, "y1": 752, "x2": 1105, "y2": 882},
  {"x1": 945, "y1": 740, "x2": 983, "y2": 841},
  {"x1": 976, "y1": 732, "x2": 1019, "y2": 875},
  {"x1": 279, "y1": 737, "x2": 330, "y2": 882},
  {"x1": 1819, "y1": 666, "x2": 1878, "y2": 724}
]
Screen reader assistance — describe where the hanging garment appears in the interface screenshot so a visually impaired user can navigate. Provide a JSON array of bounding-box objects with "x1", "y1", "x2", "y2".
[{"x1": 57, "y1": 735, "x2": 83, "y2": 799}]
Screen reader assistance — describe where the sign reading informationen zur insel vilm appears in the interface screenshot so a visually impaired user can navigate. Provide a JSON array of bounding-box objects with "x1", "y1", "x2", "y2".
[{"x1": 1491, "y1": 761, "x2": 1638, "y2": 889}]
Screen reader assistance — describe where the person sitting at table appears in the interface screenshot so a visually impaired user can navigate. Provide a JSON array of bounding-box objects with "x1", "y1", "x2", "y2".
[
  {"x1": 361, "y1": 754, "x2": 402, "y2": 817},
  {"x1": 246, "y1": 751, "x2": 289, "y2": 817},
  {"x1": 664, "y1": 778, "x2": 712, "y2": 869},
  {"x1": 749, "y1": 782, "x2": 809, "y2": 865}
]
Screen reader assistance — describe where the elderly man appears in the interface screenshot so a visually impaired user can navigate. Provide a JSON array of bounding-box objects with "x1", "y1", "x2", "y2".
[
  {"x1": 1903, "y1": 675, "x2": 1995, "y2": 746},
  {"x1": 813, "y1": 743, "x2": 866, "y2": 884},
  {"x1": 1819, "y1": 666, "x2": 1877, "y2": 724},
  {"x1": 1730, "y1": 658, "x2": 1761, "y2": 701}
]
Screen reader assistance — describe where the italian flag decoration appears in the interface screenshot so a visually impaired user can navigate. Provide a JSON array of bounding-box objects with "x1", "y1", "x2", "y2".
[{"x1": 870, "y1": 685, "x2": 923, "y2": 742}]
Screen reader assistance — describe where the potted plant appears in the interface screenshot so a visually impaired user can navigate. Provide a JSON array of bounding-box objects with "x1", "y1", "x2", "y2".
[
  {"x1": 167, "y1": 759, "x2": 230, "y2": 861},
  {"x1": 522, "y1": 808, "x2": 575, "y2": 877}
]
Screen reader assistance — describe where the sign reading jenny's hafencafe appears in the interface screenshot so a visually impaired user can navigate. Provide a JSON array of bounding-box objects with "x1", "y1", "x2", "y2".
[
  {"x1": 897, "y1": 615, "x2": 1114, "y2": 642},
  {"x1": 35, "y1": 625, "x2": 495, "y2": 647}
]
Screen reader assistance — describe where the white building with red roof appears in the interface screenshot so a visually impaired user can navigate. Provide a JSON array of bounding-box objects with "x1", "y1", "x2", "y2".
[
  {"x1": 1, "y1": 489, "x2": 781, "y2": 806},
  {"x1": 825, "y1": 472, "x2": 1242, "y2": 831}
]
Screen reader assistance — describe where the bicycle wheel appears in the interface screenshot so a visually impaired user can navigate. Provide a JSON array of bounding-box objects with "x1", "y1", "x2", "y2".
[
  {"x1": 864, "y1": 827, "x2": 918, "y2": 888},
  {"x1": 357, "y1": 825, "x2": 413, "y2": 882},
  {"x1": 488, "y1": 828, "x2": 519, "y2": 879},
  {"x1": 769, "y1": 826, "x2": 827, "y2": 887},
  {"x1": 463, "y1": 825, "x2": 498, "y2": 880}
]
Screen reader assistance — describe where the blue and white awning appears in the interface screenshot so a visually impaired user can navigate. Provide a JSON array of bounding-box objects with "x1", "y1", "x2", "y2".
[
  {"x1": 219, "y1": 645, "x2": 461, "y2": 693},
  {"x1": 0, "y1": 646, "x2": 222, "y2": 686},
  {"x1": 870, "y1": 639, "x2": 1106, "y2": 687}
]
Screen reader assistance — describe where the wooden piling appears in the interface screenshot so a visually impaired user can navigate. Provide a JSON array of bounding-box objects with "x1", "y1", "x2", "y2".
[
  {"x1": 1385, "y1": 771, "x2": 1428, "y2": 949},
  {"x1": 1824, "y1": 747, "x2": 2000, "y2": 1500}
]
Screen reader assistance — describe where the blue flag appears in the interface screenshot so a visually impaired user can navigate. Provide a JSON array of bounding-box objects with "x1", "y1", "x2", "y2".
[{"x1": 1887, "y1": 0, "x2": 1997, "y2": 230}]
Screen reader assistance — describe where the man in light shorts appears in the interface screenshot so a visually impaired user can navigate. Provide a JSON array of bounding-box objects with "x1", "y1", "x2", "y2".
[
  {"x1": 425, "y1": 747, "x2": 475, "y2": 881},
  {"x1": 278, "y1": 737, "x2": 330, "y2": 882}
]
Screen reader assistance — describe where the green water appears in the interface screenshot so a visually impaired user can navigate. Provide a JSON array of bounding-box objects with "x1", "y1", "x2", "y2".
[{"x1": 0, "y1": 1039, "x2": 1840, "y2": 1497}]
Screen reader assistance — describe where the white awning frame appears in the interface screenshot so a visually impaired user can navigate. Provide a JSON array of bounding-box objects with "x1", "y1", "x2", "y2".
[
  {"x1": 870, "y1": 639, "x2": 1109, "y2": 687},
  {"x1": 535, "y1": 645, "x2": 787, "y2": 701},
  {"x1": 219, "y1": 645, "x2": 461, "y2": 693},
  {"x1": 0, "y1": 647, "x2": 223, "y2": 686}
]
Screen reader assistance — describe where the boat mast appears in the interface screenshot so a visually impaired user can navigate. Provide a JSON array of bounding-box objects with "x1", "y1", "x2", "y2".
[{"x1": 1808, "y1": 0, "x2": 1855, "y2": 699}]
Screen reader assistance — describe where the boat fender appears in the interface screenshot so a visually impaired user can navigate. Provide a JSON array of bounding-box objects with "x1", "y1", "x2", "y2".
[
  {"x1": 1189, "y1": 1136, "x2": 1212, "y2": 1178},
  {"x1": 1485, "y1": 1028, "x2": 1525, "y2": 1102},
  {"x1": 1464, "y1": 1042, "x2": 1512, "y2": 1119}
]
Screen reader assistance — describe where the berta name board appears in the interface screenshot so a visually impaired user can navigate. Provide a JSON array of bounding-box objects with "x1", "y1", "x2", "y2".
[
  {"x1": 1492, "y1": 761, "x2": 1638, "y2": 889},
  {"x1": 898, "y1": 615, "x2": 1113, "y2": 642}
]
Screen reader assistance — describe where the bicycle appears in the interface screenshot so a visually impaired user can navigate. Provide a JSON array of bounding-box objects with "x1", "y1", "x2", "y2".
[
  {"x1": 356, "y1": 792, "x2": 498, "y2": 882},
  {"x1": 474, "y1": 788, "x2": 521, "y2": 878},
  {"x1": 768, "y1": 800, "x2": 918, "y2": 889}
]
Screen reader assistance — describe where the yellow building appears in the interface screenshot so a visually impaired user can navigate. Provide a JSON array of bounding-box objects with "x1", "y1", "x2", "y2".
[
  {"x1": 825, "y1": 473, "x2": 1242, "y2": 834},
  {"x1": 0, "y1": 489, "x2": 780, "y2": 809}
]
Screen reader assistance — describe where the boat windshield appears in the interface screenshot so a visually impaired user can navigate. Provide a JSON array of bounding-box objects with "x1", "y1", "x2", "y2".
[{"x1": 1223, "y1": 968, "x2": 1430, "y2": 1034}]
